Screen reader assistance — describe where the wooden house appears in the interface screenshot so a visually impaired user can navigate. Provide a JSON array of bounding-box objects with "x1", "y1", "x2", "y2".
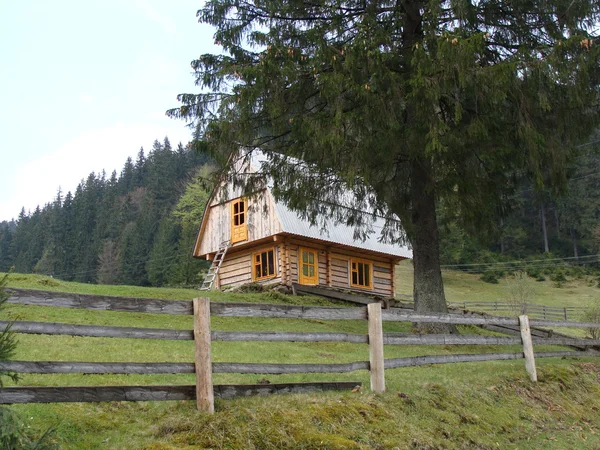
[{"x1": 193, "y1": 153, "x2": 412, "y2": 297}]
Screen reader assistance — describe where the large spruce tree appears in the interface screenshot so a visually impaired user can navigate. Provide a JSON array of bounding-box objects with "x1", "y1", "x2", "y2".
[{"x1": 169, "y1": 0, "x2": 600, "y2": 327}]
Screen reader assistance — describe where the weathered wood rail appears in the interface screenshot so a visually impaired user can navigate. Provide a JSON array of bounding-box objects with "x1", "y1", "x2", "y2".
[
  {"x1": 3, "y1": 287, "x2": 600, "y2": 412},
  {"x1": 448, "y1": 300, "x2": 588, "y2": 321}
]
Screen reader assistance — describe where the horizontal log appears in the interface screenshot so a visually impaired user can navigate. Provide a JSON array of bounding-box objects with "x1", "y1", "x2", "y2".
[
  {"x1": 292, "y1": 284, "x2": 375, "y2": 306},
  {"x1": 0, "y1": 385, "x2": 195, "y2": 404},
  {"x1": 2, "y1": 320, "x2": 194, "y2": 340},
  {"x1": 529, "y1": 318, "x2": 600, "y2": 329},
  {"x1": 210, "y1": 302, "x2": 366, "y2": 320},
  {"x1": 2, "y1": 360, "x2": 373, "y2": 375},
  {"x1": 7, "y1": 288, "x2": 193, "y2": 315},
  {"x1": 382, "y1": 310, "x2": 600, "y2": 329},
  {"x1": 1, "y1": 361, "x2": 195, "y2": 374},
  {"x1": 213, "y1": 331, "x2": 368, "y2": 343},
  {"x1": 0, "y1": 381, "x2": 361, "y2": 404},
  {"x1": 213, "y1": 361, "x2": 370, "y2": 374},
  {"x1": 384, "y1": 351, "x2": 587, "y2": 369},
  {"x1": 6, "y1": 321, "x2": 597, "y2": 347},
  {"x1": 382, "y1": 310, "x2": 519, "y2": 326}
]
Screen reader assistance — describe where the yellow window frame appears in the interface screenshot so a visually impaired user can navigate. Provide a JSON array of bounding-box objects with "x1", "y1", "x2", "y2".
[
  {"x1": 299, "y1": 247, "x2": 319, "y2": 285},
  {"x1": 231, "y1": 198, "x2": 248, "y2": 243},
  {"x1": 350, "y1": 258, "x2": 373, "y2": 289},
  {"x1": 253, "y1": 247, "x2": 277, "y2": 281}
]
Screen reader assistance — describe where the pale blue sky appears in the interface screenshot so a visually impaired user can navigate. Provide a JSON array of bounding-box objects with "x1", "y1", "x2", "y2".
[{"x1": 0, "y1": 0, "x2": 218, "y2": 221}]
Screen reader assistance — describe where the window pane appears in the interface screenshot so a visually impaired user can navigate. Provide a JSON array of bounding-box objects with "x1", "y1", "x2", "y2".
[
  {"x1": 352, "y1": 272, "x2": 358, "y2": 285},
  {"x1": 302, "y1": 251, "x2": 308, "y2": 263},
  {"x1": 261, "y1": 252, "x2": 267, "y2": 276},
  {"x1": 233, "y1": 202, "x2": 239, "y2": 214},
  {"x1": 302, "y1": 265, "x2": 308, "y2": 276},
  {"x1": 364, "y1": 266, "x2": 370, "y2": 287},
  {"x1": 239, "y1": 212, "x2": 245, "y2": 225},
  {"x1": 309, "y1": 266, "x2": 314, "y2": 277},
  {"x1": 308, "y1": 253, "x2": 314, "y2": 264},
  {"x1": 239, "y1": 201, "x2": 245, "y2": 212},
  {"x1": 268, "y1": 251, "x2": 274, "y2": 275},
  {"x1": 358, "y1": 265, "x2": 364, "y2": 285},
  {"x1": 255, "y1": 264, "x2": 260, "y2": 278}
]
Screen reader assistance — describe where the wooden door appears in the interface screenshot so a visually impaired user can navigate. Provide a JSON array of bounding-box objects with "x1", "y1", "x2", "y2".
[
  {"x1": 231, "y1": 199, "x2": 248, "y2": 243},
  {"x1": 298, "y1": 247, "x2": 319, "y2": 285}
]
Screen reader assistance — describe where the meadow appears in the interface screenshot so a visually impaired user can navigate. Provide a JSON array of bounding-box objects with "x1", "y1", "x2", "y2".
[{"x1": 2, "y1": 269, "x2": 600, "y2": 449}]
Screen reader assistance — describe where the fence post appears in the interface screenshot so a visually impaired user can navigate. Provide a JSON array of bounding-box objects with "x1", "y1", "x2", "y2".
[
  {"x1": 194, "y1": 297, "x2": 214, "y2": 413},
  {"x1": 564, "y1": 307, "x2": 568, "y2": 322},
  {"x1": 518, "y1": 315, "x2": 537, "y2": 382},
  {"x1": 368, "y1": 303, "x2": 385, "y2": 393}
]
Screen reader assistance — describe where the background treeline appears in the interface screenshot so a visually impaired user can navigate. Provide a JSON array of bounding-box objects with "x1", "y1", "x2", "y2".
[
  {"x1": 2, "y1": 139, "x2": 600, "y2": 287},
  {"x1": 439, "y1": 141, "x2": 600, "y2": 280},
  {"x1": 0, "y1": 137, "x2": 212, "y2": 287}
]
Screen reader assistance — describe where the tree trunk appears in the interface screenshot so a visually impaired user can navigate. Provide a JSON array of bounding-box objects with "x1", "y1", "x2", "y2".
[
  {"x1": 570, "y1": 226, "x2": 579, "y2": 260},
  {"x1": 499, "y1": 217, "x2": 505, "y2": 254},
  {"x1": 540, "y1": 203, "x2": 549, "y2": 253},
  {"x1": 554, "y1": 208, "x2": 560, "y2": 239},
  {"x1": 409, "y1": 158, "x2": 458, "y2": 334}
]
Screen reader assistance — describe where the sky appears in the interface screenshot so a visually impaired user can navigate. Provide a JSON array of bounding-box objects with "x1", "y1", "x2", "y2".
[{"x1": 0, "y1": 0, "x2": 219, "y2": 221}]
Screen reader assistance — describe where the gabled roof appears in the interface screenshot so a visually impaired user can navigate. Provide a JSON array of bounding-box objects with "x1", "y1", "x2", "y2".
[
  {"x1": 194, "y1": 150, "x2": 412, "y2": 259},
  {"x1": 273, "y1": 199, "x2": 412, "y2": 258}
]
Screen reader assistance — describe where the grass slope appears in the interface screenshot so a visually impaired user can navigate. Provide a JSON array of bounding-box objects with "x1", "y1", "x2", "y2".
[
  {"x1": 396, "y1": 260, "x2": 600, "y2": 309},
  {"x1": 2, "y1": 272, "x2": 600, "y2": 448}
]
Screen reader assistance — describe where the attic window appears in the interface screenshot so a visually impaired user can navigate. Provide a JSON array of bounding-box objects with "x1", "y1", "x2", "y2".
[
  {"x1": 253, "y1": 248, "x2": 276, "y2": 281},
  {"x1": 350, "y1": 259, "x2": 372, "y2": 289},
  {"x1": 231, "y1": 198, "x2": 247, "y2": 243}
]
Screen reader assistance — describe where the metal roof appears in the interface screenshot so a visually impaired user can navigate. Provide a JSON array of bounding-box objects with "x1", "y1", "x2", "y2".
[{"x1": 250, "y1": 151, "x2": 413, "y2": 259}]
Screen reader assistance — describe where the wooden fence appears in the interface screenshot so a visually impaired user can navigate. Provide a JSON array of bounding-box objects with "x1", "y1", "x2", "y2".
[
  {"x1": 2, "y1": 288, "x2": 600, "y2": 413},
  {"x1": 448, "y1": 301, "x2": 589, "y2": 321}
]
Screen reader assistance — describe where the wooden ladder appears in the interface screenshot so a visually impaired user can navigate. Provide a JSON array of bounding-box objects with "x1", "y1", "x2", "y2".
[{"x1": 199, "y1": 240, "x2": 230, "y2": 291}]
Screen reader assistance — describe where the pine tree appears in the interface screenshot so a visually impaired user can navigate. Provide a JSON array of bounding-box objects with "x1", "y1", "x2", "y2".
[{"x1": 170, "y1": 0, "x2": 600, "y2": 329}]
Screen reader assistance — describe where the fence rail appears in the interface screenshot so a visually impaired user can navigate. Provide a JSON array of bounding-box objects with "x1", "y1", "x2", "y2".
[
  {"x1": 2, "y1": 288, "x2": 600, "y2": 412},
  {"x1": 448, "y1": 300, "x2": 589, "y2": 321}
]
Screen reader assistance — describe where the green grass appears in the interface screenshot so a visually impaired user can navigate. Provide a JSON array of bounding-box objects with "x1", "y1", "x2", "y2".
[
  {"x1": 3, "y1": 272, "x2": 600, "y2": 448},
  {"x1": 396, "y1": 260, "x2": 600, "y2": 309}
]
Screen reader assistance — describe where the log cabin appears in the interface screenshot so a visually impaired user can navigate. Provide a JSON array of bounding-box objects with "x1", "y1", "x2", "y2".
[{"x1": 193, "y1": 153, "x2": 412, "y2": 297}]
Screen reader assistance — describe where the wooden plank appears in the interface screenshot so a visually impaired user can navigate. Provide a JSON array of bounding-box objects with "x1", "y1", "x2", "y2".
[
  {"x1": 2, "y1": 320, "x2": 194, "y2": 340},
  {"x1": 373, "y1": 276, "x2": 392, "y2": 287},
  {"x1": 391, "y1": 264, "x2": 396, "y2": 297},
  {"x1": 220, "y1": 265, "x2": 251, "y2": 278},
  {"x1": 384, "y1": 351, "x2": 587, "y2": 370},
  {"x1": 368, "y1": 303, "x2": 385, "y2": 393},
  {"x1": 215, "y1": 381, "x2": 361, "y2": 399},
  {"x1": 7, "y1": 322, "x2": 595, "y2": 347},
  {"x1": 0, "y1": 361, "x2": 195, "y2": 374},
  {"x1": 194, "y1": 297, "x2": 214, "y2": 413},
  {"x1": 213, "y1": 361, "x2": 370, "y2": 374},
  {"x1": 213, "y1": 331, "x2": 368, "y2": 343},
  {"x1": 381, "y1": 310, "x2": 520, "y2": 326},
  {"x1": 372, "y1": 270, "x2": 392, "y2": 280},
  {"x1": 373, "y1": 265, "x2": 392, "y2": 274},
  {"x1": 210, "y1": 302, "x2": 366, "y2": 320},
  {"x1": 519, "y1": 315, "x2": 537, "y2": 382},
  {"x1": 6, "y1": 288, "x2": 192, "y2": 315},
  {"x1": 293, "y1": 284, "x2": 375, "y2": 305},
  {"x1": 0, "y1": 385, "x2": 195, "y2": 404},
  {"x1": 0, "y1": 382, "x2": 362, "y2": 404},
  {"x1": 326, "y1": 249, "x2": 332, "y2": 287}
]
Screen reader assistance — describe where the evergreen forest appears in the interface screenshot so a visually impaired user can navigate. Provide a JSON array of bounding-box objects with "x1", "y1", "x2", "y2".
[
  {"x1": 1, "y1": 138, "x2": 600, "y2": 287},
  {"x1": 0, "y1": 137, "x2": 212, "y2": 287}
]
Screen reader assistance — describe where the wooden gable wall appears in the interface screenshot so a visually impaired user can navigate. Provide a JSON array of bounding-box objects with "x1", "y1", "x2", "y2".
[{"x1": 197, "y1": 188, "x2": 282, "y2": 257}]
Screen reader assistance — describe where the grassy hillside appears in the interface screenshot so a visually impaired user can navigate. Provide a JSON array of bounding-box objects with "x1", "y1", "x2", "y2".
[
  {"x1": 395, "y1": 260, "x2": 600, "y2": 309},
  {"x1": 2, "y1": 272, "x2": 600, "y2": 448}
]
